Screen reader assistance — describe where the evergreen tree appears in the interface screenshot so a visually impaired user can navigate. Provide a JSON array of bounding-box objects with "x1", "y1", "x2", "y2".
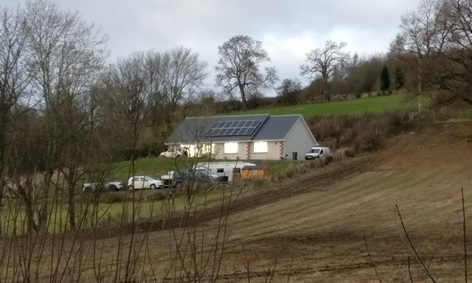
[
  {"x1": 394, "y1": 67, "x2": 404, "y2": 90},
  {"x1": 380, "y1": 66, "x2": 390, "y2": 94}
]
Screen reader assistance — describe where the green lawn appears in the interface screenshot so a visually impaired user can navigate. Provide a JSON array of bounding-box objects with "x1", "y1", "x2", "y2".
[
  {"x1": 237, "y1": 94, "x2": 421, "y2": 118},
  {"x1": 1, "y1": 187, "x2": 237, "y2": 235}
]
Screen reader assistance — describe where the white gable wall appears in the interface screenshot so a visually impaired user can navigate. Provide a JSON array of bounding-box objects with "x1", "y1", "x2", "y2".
[{"x1": 282, "y1": 118, "x2": 318, "y2": 160}]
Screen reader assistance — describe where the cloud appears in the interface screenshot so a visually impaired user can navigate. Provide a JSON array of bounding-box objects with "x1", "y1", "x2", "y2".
[{"x1": 2, "y1": 0, "x2": 421, "y2": 87}]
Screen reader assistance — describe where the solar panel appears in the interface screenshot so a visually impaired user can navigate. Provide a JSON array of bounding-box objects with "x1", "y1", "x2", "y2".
[{"x1": 206, "y1": 120, "x2": 262, "y2": 137}]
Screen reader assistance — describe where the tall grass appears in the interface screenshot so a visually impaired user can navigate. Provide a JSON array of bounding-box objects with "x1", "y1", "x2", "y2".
[{"x1": 0, "y1": 178, "x2": 243, "y2": 282}]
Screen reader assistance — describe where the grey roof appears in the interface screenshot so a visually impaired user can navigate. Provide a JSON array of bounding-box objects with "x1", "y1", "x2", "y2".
[
  {"x1": 253, "y1": 115, "x2": 300, "y2": 140},
  {"x1": 166, "y1": 114, "x2": 307, "y2": 144}
]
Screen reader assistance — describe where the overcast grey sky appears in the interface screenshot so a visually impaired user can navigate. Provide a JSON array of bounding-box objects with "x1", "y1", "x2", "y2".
[{"x1": 3, "y1": 0, "x2": 421, "y2": 87}]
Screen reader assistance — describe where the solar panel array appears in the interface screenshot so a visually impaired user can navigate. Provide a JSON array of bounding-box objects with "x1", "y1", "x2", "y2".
[{"x1": 206, "y1": 120, "x2": 262, "y2": 137}]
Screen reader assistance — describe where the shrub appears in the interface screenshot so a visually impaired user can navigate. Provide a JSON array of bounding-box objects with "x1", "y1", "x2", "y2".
[
  {"x1": 99, "y1": 192, "x2": 126, "y2": 203},
  {"x1": 357, "y1": 133, "x2": 384, "y2": 152},
  {"x1": 285, "y1": 169, "x2": 295, "y2": 179},
  {"x1": 308, "y1": 112, "x2": 418, "y2": 154},
  {"x1": 388, "y1": 113, "x2": 412, "y2": 135},
  {"x1": 146, "y1": 190, "x2": 169, "y2": 201}
]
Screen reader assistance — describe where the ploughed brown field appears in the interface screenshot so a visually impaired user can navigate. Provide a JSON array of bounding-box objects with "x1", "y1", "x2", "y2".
[
  {"x1": 214, "y1": 120, "x2": 472, "y2": 282},
  {"x1": 4, "y1": 120, "x2": 472, "y2": 282}
]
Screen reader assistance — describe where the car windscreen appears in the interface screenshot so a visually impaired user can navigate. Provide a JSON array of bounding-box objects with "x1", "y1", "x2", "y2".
[{"x1": 310, "y1": 148, "x2": 321, "y2": 153}]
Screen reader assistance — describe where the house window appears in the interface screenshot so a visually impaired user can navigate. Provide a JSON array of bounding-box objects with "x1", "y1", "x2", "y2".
[
  {"x1": 224, "y1": 142, "x2": 238, "y2": 154},
  {"x1": 253, "y1": 141, "x2": 268, "y2": 153}
]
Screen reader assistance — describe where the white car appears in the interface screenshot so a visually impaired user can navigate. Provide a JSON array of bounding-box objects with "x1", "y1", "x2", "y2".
[
  {"x1": 159, "y1": 147, "x2": 187, "y2": 158},
  {"x1": 305, "y1": 146, "x2": 332, "y2": 160},
  {"x1": 127, "y1": 176, "x2": 163, "y2": 190}
]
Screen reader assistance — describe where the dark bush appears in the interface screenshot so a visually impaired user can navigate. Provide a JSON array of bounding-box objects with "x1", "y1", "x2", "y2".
[
  {"x1": 99, "y1": 192, "x2": 126, "y2": 203},
  {"x1": 308, "y1": 112, "x2": 416, "y2": 154},
  {"x1": 146, "y1": 191, "x2": 169, "y2": 201},
  {"x1": 388, "y1": 113, "x2": 412, "y2": 135},
  {"x1": 357, "y1": 133, "x2": 384, "y2": 152}
]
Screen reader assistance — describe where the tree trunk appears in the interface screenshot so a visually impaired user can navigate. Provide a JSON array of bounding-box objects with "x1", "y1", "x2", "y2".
[
  {"x1": 0, "y1": 116, "x2": 5, "y2": 236},
  {"x1": 320, "y1": 71, "x2": 331, "y2": 102},
  {"x1": 67, "y1": 179, "x2": 76, "y2": 231},
  {"x1": 323, "y1": 78, "x2": 331, "y2": 102},
  {"x1": 25, "y1": 186, "x2": 37, "y2": 233},
  {"x1": 38, "y1": 169, "x2": 53, "y2": 231},
  {"x1": 238, "y1": 84, "x2": 247, "y2": 110},
  {"x1": 417, "y1": 60, "x2": 422, "y2": 113},
  {"x1": 16, "y1": 181, "x2": 38, "y2": 234}
]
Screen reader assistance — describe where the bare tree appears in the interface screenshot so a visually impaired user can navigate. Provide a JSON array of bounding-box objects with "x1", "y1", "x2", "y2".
[
  {"x1": 162, "y1": 47, "x2": 207, "y2": 110},
  {"x1": 0, "y1": 7, "x2": 30, "y2": 235},
  {"x1": 152, "y1": 47, "x2": 206, "y2": 135},
  {"x1": 447, "y1": 0, "x2": 472, "y2": 49},
  {"x1": 300, "y1": 40, "x2": 350, "y2": 101},
  {"x1": 390, "y1": 0, "x2": 452, "y2": 110},
  {"x1": 100, "y1": 47, "x2": 206, "y2": 159},
  {"x1": 143, "y1": 50, "x2": 166, "y2": 130},
  {"x1": 23, "y1": 0, "x2": 107, "y2": 230},
  {"x1": 442, "y1": 0, "x2": 472, "y2": 105},
  {"x1": 390, "y1": 0, "x2": 472, "y2": 107},
  {"x1": 105, "y1": 53, "x2": 149, "y2": 163},
  {"x1": 215, "y1": 35, "x2": 278, "y2": 110}
]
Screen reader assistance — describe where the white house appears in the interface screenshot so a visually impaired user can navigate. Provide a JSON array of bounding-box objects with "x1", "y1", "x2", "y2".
[{"x1": 166, "y1": 114, "x2": 318, "y2": 160}]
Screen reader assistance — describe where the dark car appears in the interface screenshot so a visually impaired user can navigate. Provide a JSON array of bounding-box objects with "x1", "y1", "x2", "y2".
[{"x1": 172, "y1": 168, "x2": 219, "y2": 186}]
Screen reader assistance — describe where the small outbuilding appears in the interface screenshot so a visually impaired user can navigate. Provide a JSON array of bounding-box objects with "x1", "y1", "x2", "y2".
[
  {"x1": 166, "y1": 114, "x2": 318, "y2": 160},
  {"x1": 241, "y1": 166, "x2": 270, "y2": 180}
]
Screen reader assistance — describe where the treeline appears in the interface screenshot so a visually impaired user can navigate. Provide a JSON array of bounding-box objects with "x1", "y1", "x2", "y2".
[{"x1": 275, "y1": 0, "x2": 471, "y2": 107}]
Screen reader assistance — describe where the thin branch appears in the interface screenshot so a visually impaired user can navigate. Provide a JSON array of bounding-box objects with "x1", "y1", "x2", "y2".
[
  {"x1": 395, "y1": 204, "x2": 436, "y2": 282},
  {"x1": 363, "y1": 236, "x2": 382, "y2": 283},
  {"x1": 462, "y1": 187, "x2": 468, "y2": 283},
  {"x1": 407, "y1": 256, "x2": 414, "y2": 283}
]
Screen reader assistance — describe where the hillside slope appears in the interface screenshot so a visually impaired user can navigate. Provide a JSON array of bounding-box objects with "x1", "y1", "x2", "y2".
[{"x1": 199, "y1": 120, "x2": 471, "y2": 282}]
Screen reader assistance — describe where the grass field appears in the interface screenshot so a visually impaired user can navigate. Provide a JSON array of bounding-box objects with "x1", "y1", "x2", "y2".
[
  {"x1": 0, "y1": 185, "x2": 239, "y2": 235},
  {"x1": 237, "y1": 93, "x2": 422, "y2": 118}
]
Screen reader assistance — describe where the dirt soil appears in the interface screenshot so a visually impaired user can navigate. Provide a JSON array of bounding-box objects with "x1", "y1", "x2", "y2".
[
  {"x1": 193, "y1": 120, "x2": 471, "y2": 282},
  {"x1": 14, "y1": 120, "x2": 472, "y2": 282}
]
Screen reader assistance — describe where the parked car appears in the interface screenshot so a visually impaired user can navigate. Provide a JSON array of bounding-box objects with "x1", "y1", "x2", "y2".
[
  {"x1": 159, "y1": 147, "x2": 187, "y2": 158},
  {"x1": 127, "y1": 176, "x2": 163, "y2": 190},
  {"x1": 83, "y1": 181, "x2": 124, "y2": 192},
  {"x1": 105, "y1": 181, "x2": 124, "y2": 191},
  {"x1": 305, "y1": 146, "x2": 332, "y2": 161},
  {"x1": 165, "y1": 168, "x2": 219, "y2": 187}
]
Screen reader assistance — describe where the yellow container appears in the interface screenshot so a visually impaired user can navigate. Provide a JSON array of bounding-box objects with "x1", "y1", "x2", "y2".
[{"x1": 241, "y1": 166, "x2": 270, "y2": 180}]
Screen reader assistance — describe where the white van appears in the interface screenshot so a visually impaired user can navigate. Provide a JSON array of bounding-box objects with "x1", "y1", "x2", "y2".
[{"x1": 305, "y1": 146, "x2": 332, "y2": 160}]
